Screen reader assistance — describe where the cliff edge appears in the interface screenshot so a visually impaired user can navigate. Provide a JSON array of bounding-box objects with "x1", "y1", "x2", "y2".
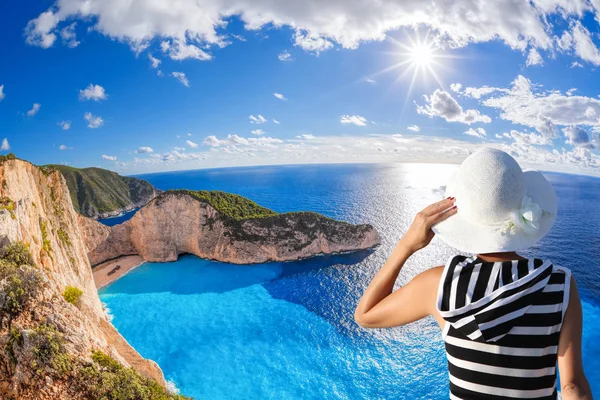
[
  {"x1": 83, "y1": 190, "x2": 381, "y2": 266},
  {"x1": 0, "y1": 158, "x2": 180, "y2": 399}
]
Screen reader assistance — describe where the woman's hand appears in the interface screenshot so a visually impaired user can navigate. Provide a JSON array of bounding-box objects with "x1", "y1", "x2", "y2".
[{"x1": 400, "y1": 197, "x2": 457, "y2": 253}]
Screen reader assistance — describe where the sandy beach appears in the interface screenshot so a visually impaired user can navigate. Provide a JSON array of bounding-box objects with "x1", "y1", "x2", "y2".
[{"x1": 93, "y1": 255, "x2": 145, "y2": 289}]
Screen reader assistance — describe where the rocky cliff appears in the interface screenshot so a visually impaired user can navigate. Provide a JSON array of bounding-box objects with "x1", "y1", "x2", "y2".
[
  {"x1": 52, "y1": 165, "x2": 159, "y2": 220},
  {"x1": 83, "y1": 190, "x2": 381, "y2": 266},
  {"x1": 0, "y1": 158, "x2": 181, "y2": 399}
]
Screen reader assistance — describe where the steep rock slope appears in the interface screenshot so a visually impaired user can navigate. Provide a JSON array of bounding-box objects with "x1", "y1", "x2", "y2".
[
  {"x1": 51, "y1": 165, "x2": 159, "y2": 219},
  {"x1": 0, "y1": 159, "x2": 173, "y2": 399},
  {"x1": 84, "y1": 190, "x2": 381, "y2": 266}
]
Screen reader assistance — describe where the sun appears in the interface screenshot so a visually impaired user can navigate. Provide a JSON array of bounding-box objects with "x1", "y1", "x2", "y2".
[
  {"x1": 409, "y1": 43, "x2": 435, "y2": 68},
  {"x1": 364, "y1": 32, "x2": 456, "y2": 115}
]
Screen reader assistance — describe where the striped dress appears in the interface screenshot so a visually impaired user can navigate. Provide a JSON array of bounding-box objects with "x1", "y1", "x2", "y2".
[{"x1": 436, "y1": 255, "x2": 571, "y2": 400}]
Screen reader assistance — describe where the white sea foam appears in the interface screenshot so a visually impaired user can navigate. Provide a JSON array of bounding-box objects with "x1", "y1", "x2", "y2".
[
  {"x1": 101, "y1": 301, "x2": 114, "y2": 322},
  {"x1": 166, "y1": 380, "x2": 180, "y2": 394}
]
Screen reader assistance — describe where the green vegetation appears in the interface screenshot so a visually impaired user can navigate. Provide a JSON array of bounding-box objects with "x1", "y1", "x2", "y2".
[
  {"x1": 6, "y1": 327, "x2": 23, "y2": 365},
  {"x1": 0, "y1": 152, "x2": 16, "y2": 164},
  {"x1": 57, "y1": 228, "x2": 71, "y2": 247},
  {"x1": 39, "y1": 219, "x2": 52, "y2": 255},
  {"x1": 29, "y1": 323, "x2": 72, "y2": 376},
  {"x1": 62, "y1": 286, "x2": 83, "y2": 305},
  {"x1": 0, "y1": 242, "x2": 42, "y2": 325},
  {"x1": 171, "y1": 190, "x2": 278, "y2": 221},
  {"x1": 2, "y1": 266, "x2": 43, "y2": 323},
  {"x1": 0, "y1": 241, "x2": 35, "y2": 267},
  {"x1": 76, "y1": 350, "x2": 188, "y2": 400},
  {"x1": 0, "y1": 196, "x2": 16, "y2": 219},
  {"x1": 50, "y1": 164, "x2": 157, "y2": 218}
]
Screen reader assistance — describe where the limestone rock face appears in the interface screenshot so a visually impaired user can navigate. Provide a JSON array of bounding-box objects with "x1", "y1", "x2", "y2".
[
  {"x1": 85, "y1": 191, "x2": 381, "y2": 265},
  {"x1": 0, "y1": 159, "x2": 165, "y2": 397}
]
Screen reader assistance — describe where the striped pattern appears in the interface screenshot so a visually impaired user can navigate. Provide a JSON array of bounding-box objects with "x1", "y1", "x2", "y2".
[{"x1": 437, "y1": 255, "x2": 571, "y2": 400}]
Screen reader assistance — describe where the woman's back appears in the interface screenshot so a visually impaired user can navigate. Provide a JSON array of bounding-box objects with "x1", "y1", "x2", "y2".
[{"x1": 438, "y1": 255, "x2": 571, "y2": 399}]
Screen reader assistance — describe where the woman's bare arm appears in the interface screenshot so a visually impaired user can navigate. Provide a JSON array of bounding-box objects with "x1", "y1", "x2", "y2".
[
  {"x1": 354, "y1": 197, "x2": 456, "y2": 328},
  {"x1": 558, "y1": 275, "x2": 593, "y2": 400}
]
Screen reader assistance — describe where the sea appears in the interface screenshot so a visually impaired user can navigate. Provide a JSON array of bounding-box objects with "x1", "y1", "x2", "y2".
[{"x1": 98, "y1": 163, "x2": 600, "y2": 400}]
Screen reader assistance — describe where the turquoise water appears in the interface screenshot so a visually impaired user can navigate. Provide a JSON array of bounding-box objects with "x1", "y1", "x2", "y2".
[{"x1": 99, "y1": 163, "x2": 600, "y2": 399}]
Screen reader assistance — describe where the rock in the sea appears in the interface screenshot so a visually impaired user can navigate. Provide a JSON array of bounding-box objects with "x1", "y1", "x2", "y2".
[{"x1": 83, "y1": 190, "x2": 381, "y2": 265}]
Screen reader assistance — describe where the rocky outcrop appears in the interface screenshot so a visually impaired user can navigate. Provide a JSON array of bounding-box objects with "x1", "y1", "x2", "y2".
[
  {"x1": 52, "y1": 165, "x2": 160, "y2": 220},
  {"x1": 0, "y1": 159, "x2": 168, "y2": 398},
  {"x1": 83, "y1": 191, "x2": 381, "y2": 266}
]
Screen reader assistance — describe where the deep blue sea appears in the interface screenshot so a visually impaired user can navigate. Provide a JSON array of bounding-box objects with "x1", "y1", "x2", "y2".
[{"x1": 98, "y1": 163, "x2": 600, "y2": 399}]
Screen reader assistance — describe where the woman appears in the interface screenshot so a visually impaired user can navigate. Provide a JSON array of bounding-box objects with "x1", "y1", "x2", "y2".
[{"x1": 354, "y1": 148, "x2": 592, "y2": 400}]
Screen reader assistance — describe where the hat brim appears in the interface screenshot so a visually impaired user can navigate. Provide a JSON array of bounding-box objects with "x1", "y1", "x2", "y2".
[{"x1": 432, "y1": 169, "x2": 558, "y2": 254}]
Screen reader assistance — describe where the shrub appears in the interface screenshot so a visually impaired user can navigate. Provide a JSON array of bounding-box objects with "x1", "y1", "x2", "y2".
[
  {"x1": 62, "y1": 286, "x2": 83, "y2": 305},
  {"x1": 173, "y1": 190, "x2": 278, "y2": 221},
  {"x1": 76, "y1": 350, "x2": 189, "y2": 400},
  {"x1": 0, "y1": 241, "x2": 35, "y2": 267},
  {"x1": 0, "y1": 197, "x2": 15, "y2": 219},
  {"x1": 39, "y1": 219, "x2": 52, "y2": 255},
  {"x1": 1, "y1": 266, "x2": 43, "y2": 322},
  {"x1": 0, "y1": 259, "x2": 18, "y2": 280},
  {"x1": 28, "y1": 323, "x2": 71, "y2": 376}
]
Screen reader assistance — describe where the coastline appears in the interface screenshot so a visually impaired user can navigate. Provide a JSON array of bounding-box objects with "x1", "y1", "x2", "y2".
[{"x1": 93, "y1": 255, "x2": 145, "y2": 289}]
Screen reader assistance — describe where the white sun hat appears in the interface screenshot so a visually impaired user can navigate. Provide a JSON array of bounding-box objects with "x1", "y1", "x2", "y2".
[{"x1": 432, "y1": 147, "x2": 558, "y2": 254}]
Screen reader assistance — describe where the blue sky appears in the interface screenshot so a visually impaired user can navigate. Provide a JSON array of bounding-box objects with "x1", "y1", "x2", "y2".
[{"x1": 2, "y1": 1, "x2": 600, "y2": 175}]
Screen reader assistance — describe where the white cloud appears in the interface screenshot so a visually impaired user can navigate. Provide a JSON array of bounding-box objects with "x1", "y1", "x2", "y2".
[
  {"x1": 464, "y1": 127, "x2": 487, "y2": 138},
  {"x1": 464, "y1": 86, "x2": 501, "y2": 99},
  {"x1": 1, "y1": 138, "x2": 10, "y2": 151},
  {"x1": 79, "y1": 84, "x2": 108, "y2": 101},
  {"x1": 27, "y1": 103, "x2": 41, "y2": 117},
  {"x1": 172, "y1": 72, "x2": 190, "y2": 87},
  {"x1": 340, "y1": 115, "x2": 368, "y2": 126},
  {"x1": 136, "y1": 146, "x2": 154, "y2": 154},
  {"x1": 563, "y1": 126, "x2": 594, "y2": 147},
  {"x1": 60, "y1": 22, "x2": 80, "y2": 48},
  {"x1": 59, "y1": 144, "x2": 71, "y2": 150},
  {"x1": 278, "y1": 51, "x2": 293, "y2": 61},
  {"x1": 174, "y1": 147, "x2": 186, "y2": 151},
  {"x1": 102, "y1": 154, "x2": 117, "y2": 161},
  {"x1": 476, "y1": 75, "x2": 600, "y2": 139},
  {"x1": 416, "y1": 90, "x2": 492, "y2": 124},
  {"x1": 148, "y1": 53, "x2": 161, "y2": 68},
  {"x1": 365, "y1": 78, "x2": 376, "y2": 84},
  {"x1": 293, "y1": 31, "x2": 333, "y2": 53},
  {"x1": 186, "y1": 140, "x2": 199, "y2": 148},
  {"x1": 295, "y1": 134, "x2": 316, "y2": 140},
  {"x1": 0, "y1": 85, "x2": 5, "y2": 101},
  {"x1": 249, "y1": 114, "x2": 267, "y2": 124},
  {"x1": 203, "y1": 135, "x2": 222, "y2": 147},
  {"x1": 509, "y1": 130, "x2": 552, "y2": 146},
  {"x1": 58, "y1": 120, "x2": 71, "y2": 130},
  {"x1": 570, "y1": 61, "x2": 584, "y2": 68},
  {"x1": 450, "y1": 83, "x2": 462, "y2": 92},
  {"x1": 525, "y1": 48, "x2": 543, "y2": 66},
  {"x1": 273, "y1": 119, "x2": 280, "y2": 124},
  {"x1": 84, "y1": 112, "x2": 104, "y2": 128},
  {"x1": 569, "y1": 21, "x2": 600, "y2": 66},
  {"x1": 161, "y1": 39, "x2": 212, "y2": 61},
  {"x1": 26, "y1": 0, "x2": 590, "y2": 63},
  {"x1": 407, "y1": 125, "x2": 420, "y2": 132},
  {"x1": 274, "y1": 93, "x2": 287, "y2": 101},
  {"x1": 25, "y1": 10, "x2": 59, "y2": 48},
  {"x1": 251, "y1": 129, "x2": 265, "y2": 135}
]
